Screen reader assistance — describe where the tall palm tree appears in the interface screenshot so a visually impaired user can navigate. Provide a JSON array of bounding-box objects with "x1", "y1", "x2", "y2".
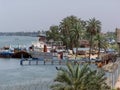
[
  {"x1": 87, "y1": 18, "x2": 101, "y2": 62},
  {"x1": 70, "y1": 22, "x2": 84, "y2": 59},
  {"x1": 50, "y1": 63, "x2": 110, "y2": 90}
]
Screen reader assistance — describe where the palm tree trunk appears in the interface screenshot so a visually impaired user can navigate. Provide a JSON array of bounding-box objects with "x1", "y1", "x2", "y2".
[
  {"x1": 75, "y1": 40, "x2": 78, "y2": 59},
  {"x1": 97, "y1": 34, "x2": 101, "y2": 59},
  {"x1": 98, "y1": 41, "x2": 100, "y2": 58},
  {"x1": 89, "y1": 33, "x2": 92, "y2": 62},
  {"x1": 75, "y1": 47, "x2": 78, "y2": 59}
]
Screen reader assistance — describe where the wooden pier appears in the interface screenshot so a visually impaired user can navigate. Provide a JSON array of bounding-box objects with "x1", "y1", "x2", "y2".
[
  {"x1": 20, "y1": 58, "x2": 93, "y2": 65},
  {"x1": 20, "y1": 58, "x2": 68, "y2": 65}
]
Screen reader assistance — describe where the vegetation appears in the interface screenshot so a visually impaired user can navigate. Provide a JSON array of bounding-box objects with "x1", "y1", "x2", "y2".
[
  {"x1": 70, "y1": 22, "x2": 85, "y2": 58},
  {"x1": 46, "y1": 15, "x2": 86, "y2": 49},
  {"x1": 50, "y1": 63, "x2": 110, "y2": 90},
  {"x1": 86, "y1": 18, "x2": 101, "y2": 60},
  {"x1": 46, "y1": 15, "x2": 118, "y2": 58},
  {"x1": 59, "y1": 16, "x2": 84, "y2": 49},
  {"x1": 45, "y1": 15, "x2": 118, "y2": 90},
  {"x1": 46, "y1": 25, "x2": 60, "y2": 41}
]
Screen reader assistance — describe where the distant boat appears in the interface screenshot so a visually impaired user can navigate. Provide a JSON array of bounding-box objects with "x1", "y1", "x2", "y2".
[
  {"x1": 0, "y1": 45, "x2": 30, "y2": 58},
  {"x1": 0, "y1": 46, "x2": 14, "y2": 58}
]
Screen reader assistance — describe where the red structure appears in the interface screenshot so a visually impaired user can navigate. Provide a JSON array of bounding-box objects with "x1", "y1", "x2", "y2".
[{"x1": 43, "y1": 45, "x2": 47, "y2": 52}]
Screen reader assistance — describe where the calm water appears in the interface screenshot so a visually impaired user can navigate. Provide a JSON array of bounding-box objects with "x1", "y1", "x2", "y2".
[
  {"x1": 0, "y1": 36, "x2": 58, "y2": 90},
  {"x1": 0, "y1": 36, "x2": 38, "y2": 48}
]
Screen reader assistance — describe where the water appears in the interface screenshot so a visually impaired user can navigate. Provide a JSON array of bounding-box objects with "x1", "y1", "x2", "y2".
[
  {"x1": 0, "y1": 36, "x2": 58, "y2": 90},
  {"x1": 0, "y1": 58, "x2": 57, "y2": 90}
]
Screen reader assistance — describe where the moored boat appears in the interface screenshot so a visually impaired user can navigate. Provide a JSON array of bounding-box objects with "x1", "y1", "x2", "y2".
[
  {"x1": 12, "y1": 50, "x2": 31, "y2": 58},
  {"x1": 0, "y1": 46, "x2": 14, "y2": 58}
]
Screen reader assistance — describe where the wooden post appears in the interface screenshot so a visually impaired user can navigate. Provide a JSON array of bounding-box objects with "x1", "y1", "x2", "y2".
[
  {"x1": 44, "y1": 60, "x2": 46, "y2": 65},
  {"x1": 36, "y1": 60, "x2": 38, "y2": 65},
  {"x1": 20, "y1": 60, "x2": 23, "y2": 65},
  {"x1": 29, "y1": 60, "x2": 31, "y2": 65},
  {"x1": 59, "y1": 60, "x2": 61, "y2": 65},
  {"x1": 51, "y1": 60, "x2": 53, "y2": 65}
]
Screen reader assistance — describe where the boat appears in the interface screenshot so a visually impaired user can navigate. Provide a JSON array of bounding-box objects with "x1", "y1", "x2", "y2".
[
  {"x1": 0, "y1": 45, "x2": 30, "y2": 58},
  {"x1": 29, "y1": 41, "x2": 52, "y2": 52},
  {"x1": 29, "y1": 34, "x2": 53, "y2": 59},
  {"x1": 29, "y1": 33, "x2": 68, "y2": 60},
  {"x1": 0, "y1": 46, "x2": 14, "y2": 58},
  {"x1": 12, "y1": 50, "x2": 31, "y2": 58}
]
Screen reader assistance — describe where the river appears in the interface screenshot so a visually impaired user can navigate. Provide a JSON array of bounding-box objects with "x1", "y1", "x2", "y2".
[{"x1": 0, "y1": 36, "x2": 57, "y2": 90}]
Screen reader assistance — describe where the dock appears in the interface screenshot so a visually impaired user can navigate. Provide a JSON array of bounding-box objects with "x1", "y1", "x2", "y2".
[
  {"x1": 20, "y1": 57, "x2": 95, "y2": 65},
  {"x1": 20, "y1": 58, "x2": 68, "y2": 65}
]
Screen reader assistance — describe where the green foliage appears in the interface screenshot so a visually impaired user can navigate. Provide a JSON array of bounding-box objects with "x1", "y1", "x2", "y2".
[
  {"x1": 86, "y1": 18, "x2": 101, "y2": 35},
  {"x1": 46, "y1": 25, "x2": 60, "y2": 41},
  {"x1": 50, "y1": 63, "x2": 110, "y2": 90},
  {"x1": 59, "y1": 15, "x2": 83, "y2": 49},
  {"x1": 86, "y1": 18, "x2": 101, "y2": 60},
  {"x1": 46, "y1": 15, "x2": 86, "y2": 49},
  {"x1": 46, "y1": 15, "x2": 116, "y2": 51}
]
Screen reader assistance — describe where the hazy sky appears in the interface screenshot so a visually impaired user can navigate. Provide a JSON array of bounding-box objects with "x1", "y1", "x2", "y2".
[{"x1": 0, "y1": 0, "x2": 120, "y2": 32}]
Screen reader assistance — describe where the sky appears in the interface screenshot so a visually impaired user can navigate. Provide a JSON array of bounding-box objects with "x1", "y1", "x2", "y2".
[{"x1": 0, "y1": 0, "x2": 120, "y2": 32}]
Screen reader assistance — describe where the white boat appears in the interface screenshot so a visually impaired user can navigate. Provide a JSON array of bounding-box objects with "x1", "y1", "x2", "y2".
[
  {"x1": 30, "y1": 41, "x2": 52, "y2": 52},
  {"x1": 30, "y1": 33, "x2": 51, "y2": 51},
  {"x1": 29, "y1": 39, "x2": 52, "y2": 59}
]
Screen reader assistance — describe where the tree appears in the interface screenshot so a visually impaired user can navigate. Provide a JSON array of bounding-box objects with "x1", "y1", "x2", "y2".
[
  {"x1": 70, "y1": 22, "x2": 84, "y2": 58},
  {"x1": 46, "y1": 25, "x2": 61, "y2": 41},
  {"x1": 50, "y1": 63, "x2": 110, "y2": 90},
  {"x1": 59, "y1": 15, "x2": 81, "y2": 49},
  {"x1": 87, "y1": 18, "x2": 101, "y2": 61},
  {"x1": 93, "y1": 33, "x2": 109, "y2": 58}
]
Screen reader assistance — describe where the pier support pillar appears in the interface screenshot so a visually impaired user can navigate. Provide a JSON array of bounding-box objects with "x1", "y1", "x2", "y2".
[{"x1": 20, "y1": 60, "x2": 23, "y2": 65}]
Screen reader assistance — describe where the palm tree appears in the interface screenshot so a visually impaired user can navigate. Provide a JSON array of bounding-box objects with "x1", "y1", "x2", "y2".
[
  {"x1": 93, "y1": 34, "x2": 109, "y2": 58},
  {"x1": 87, "y1": 18, "x2": 101, "y2": 62},
  {"x1": 50, "y1": 63, "x2": 110, "y2": 90},
  {"x1": 59, "y1": 15, "x2": 80, "y2": 49},
  {"x1": 70, "y1": 22, "x2": 84, "y2": 59}
]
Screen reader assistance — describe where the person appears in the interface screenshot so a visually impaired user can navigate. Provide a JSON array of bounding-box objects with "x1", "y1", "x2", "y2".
[{"x1": 60, "y1": 52, "x2": 63, "y2": 60}]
